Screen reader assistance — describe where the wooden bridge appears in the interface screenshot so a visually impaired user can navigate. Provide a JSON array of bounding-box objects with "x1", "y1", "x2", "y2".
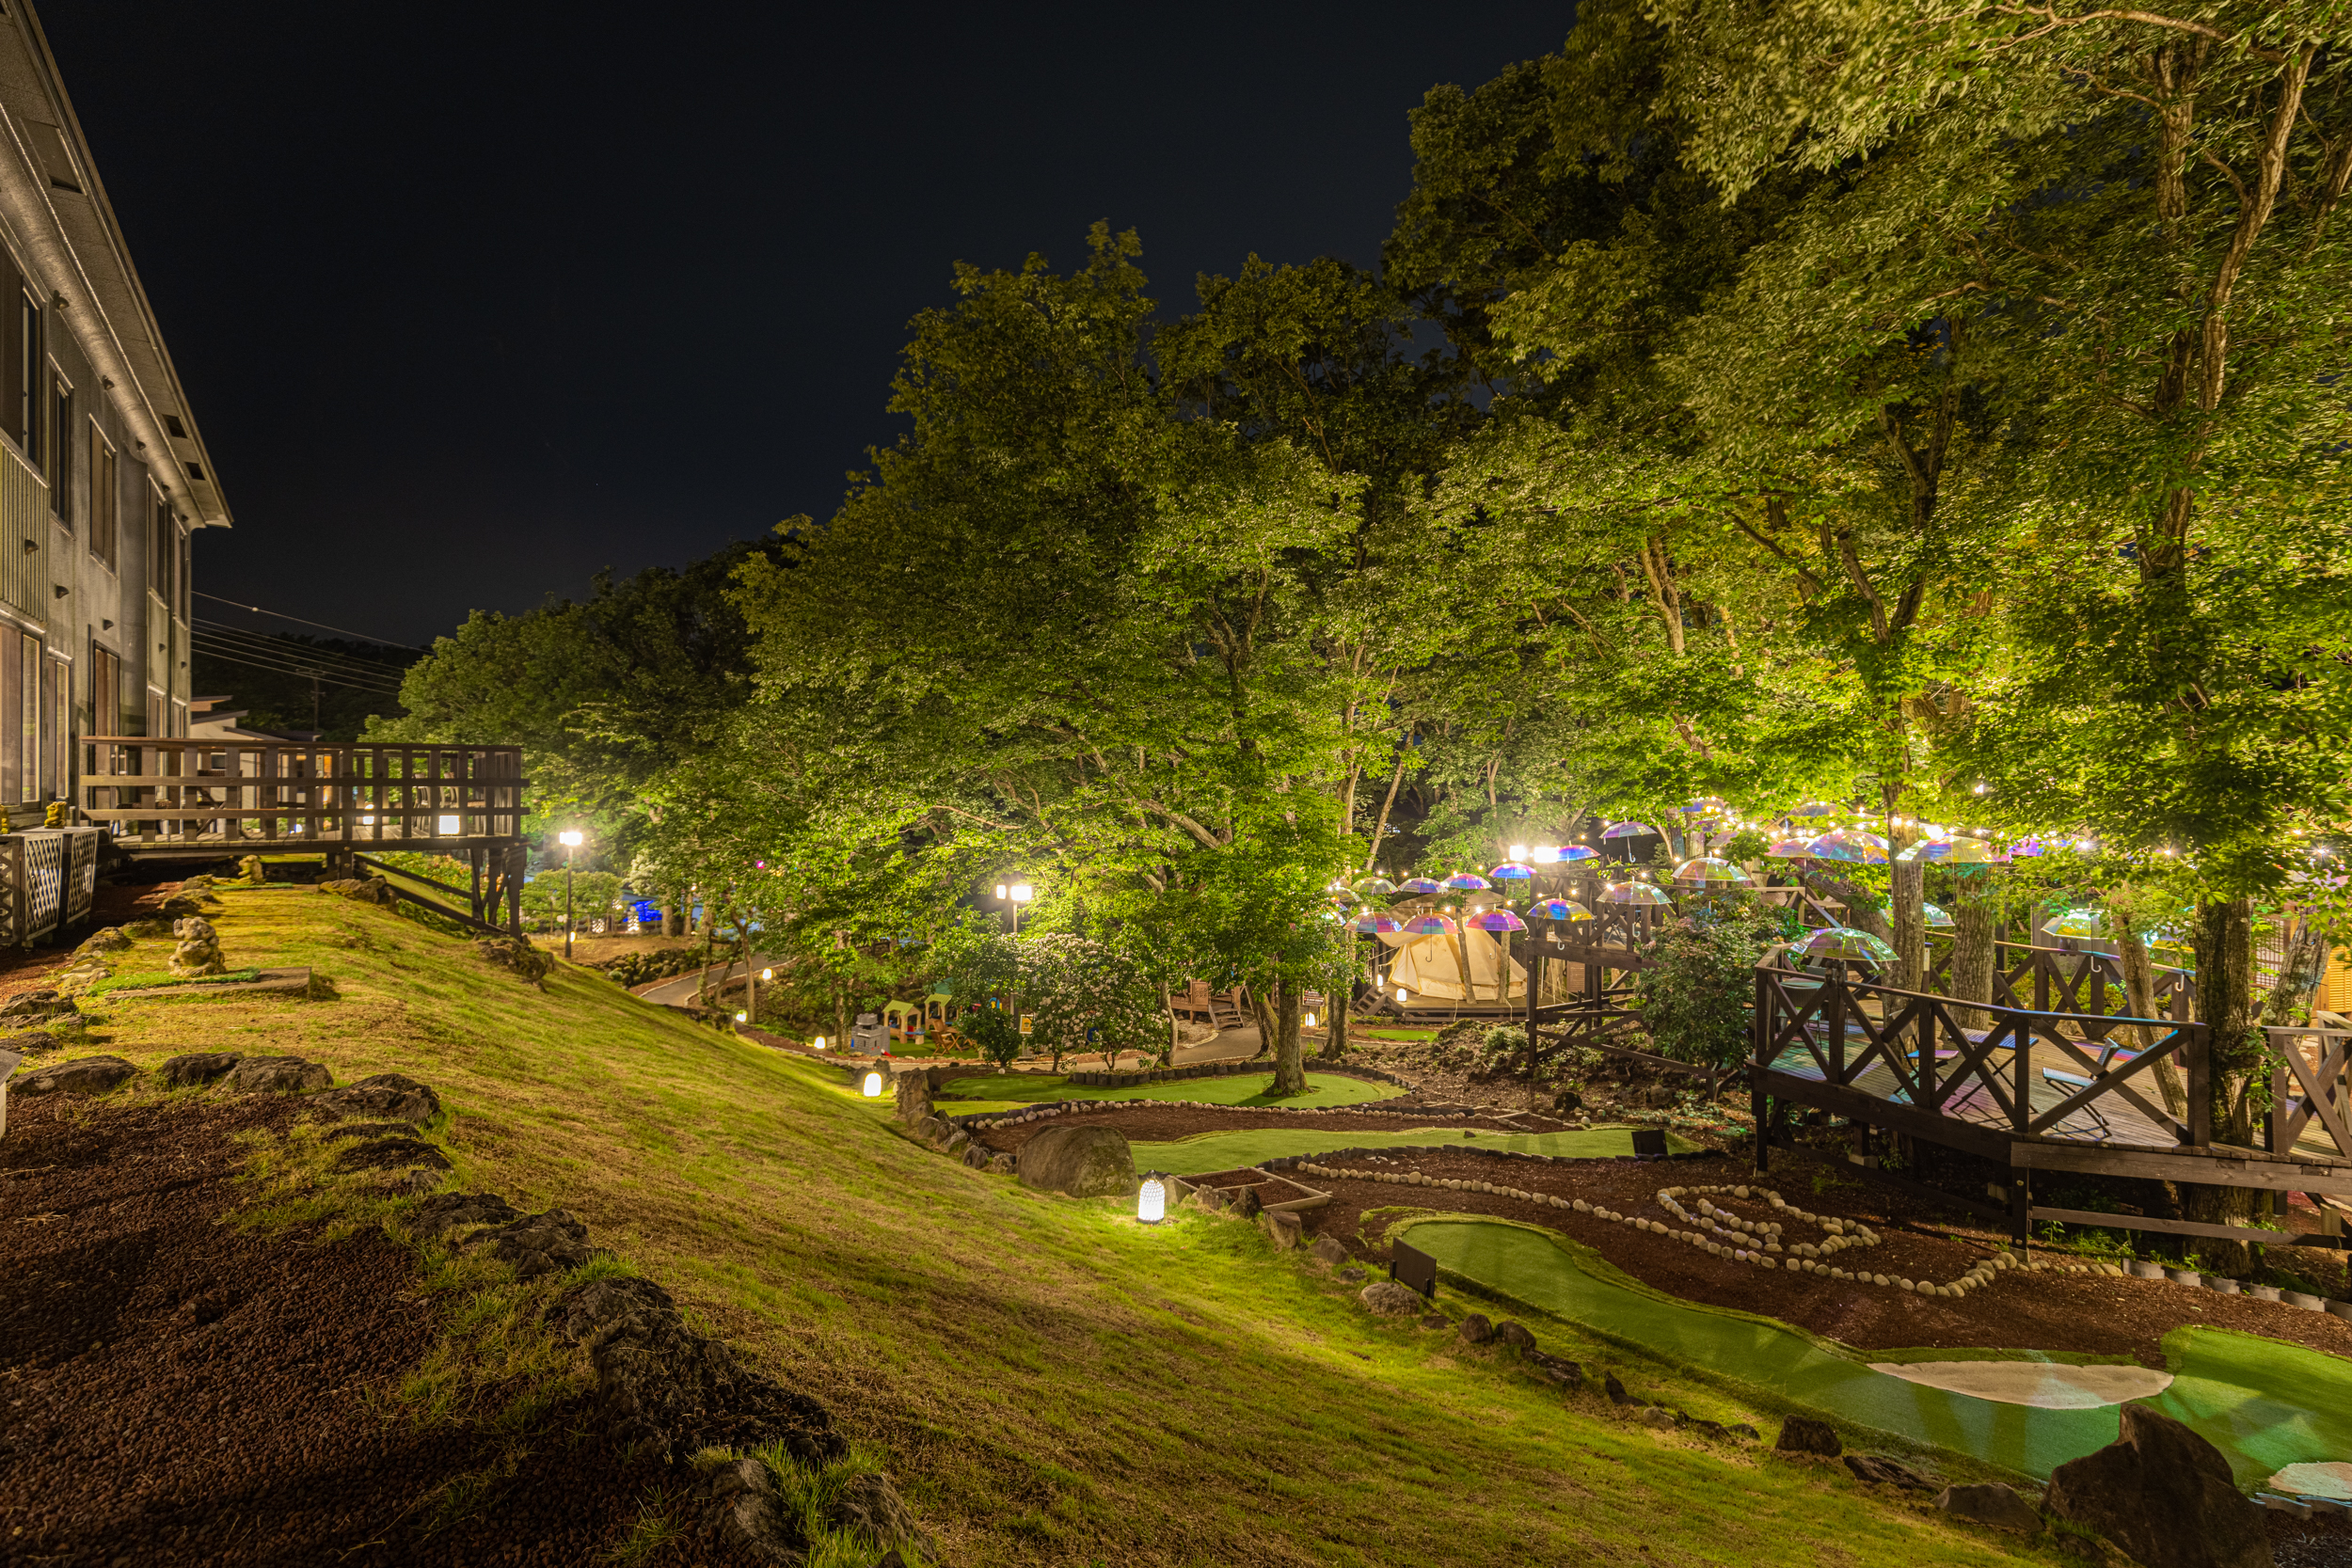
[{"x1": 79, "y1": 737, "x2": 528, "y2": 932}]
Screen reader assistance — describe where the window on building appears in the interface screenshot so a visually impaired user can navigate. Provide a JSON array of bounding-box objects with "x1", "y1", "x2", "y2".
[
  {"x1": 90, "y1": 641, "x2": 117, "y2": 736},
  {"x1": 47, "y1": 377, "x2": 71, "y2": 525},
  {"x1": 145, "y1": 689, "x2": 162, "y2": 743},
  {"x1": 0, "y1": 258, "x2": 39, "y2": 463},
  {"x1": 21, "y1": 634, "x2": 37, "y2": 804},
  {"x1": 87, "y1": 422, "x2": 114, "y2": 566},
  {"x1": 150, "y1": 493, "x2": 173, "y2": 606},
  {"x1": 44, "y1": 655, "x2": 62, "y2": 799}
]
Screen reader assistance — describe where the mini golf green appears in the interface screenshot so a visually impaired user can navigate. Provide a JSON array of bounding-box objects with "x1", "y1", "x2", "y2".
[
  {"x1": 1405, "y1": 1217, "x2": 2352, "y2": 1482},
  {"x1": 930, "y1": 1069, "x2": 1405, "y2": 1116},
  {"x1": 1132, "y1": 1125, "x2": 1699, "y2": 1176}
]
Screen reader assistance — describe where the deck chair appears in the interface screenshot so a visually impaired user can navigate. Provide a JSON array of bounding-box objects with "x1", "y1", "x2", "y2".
[{"x1": 2040, "y1": 1067, "x2": 2113, "y2": 1136}]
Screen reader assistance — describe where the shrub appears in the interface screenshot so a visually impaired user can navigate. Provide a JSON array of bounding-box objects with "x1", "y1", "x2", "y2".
[{"x1": 1635, "y1": 897, "x2": 1790, "y2": 1071}]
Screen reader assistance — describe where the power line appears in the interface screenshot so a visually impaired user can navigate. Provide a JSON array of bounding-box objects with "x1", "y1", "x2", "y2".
[
  {"x1": 185, "y1": 649, "x2": 407, "y2": 700},
  {"x1": 187, "y1": 636, "x2": 407, "y2": 697},
  {"x1": 192, "y1": 591, "x2": 428, "y2": 652},
  {"x1": 192, "y1": 619, "x2": 416, "y2": 683}
]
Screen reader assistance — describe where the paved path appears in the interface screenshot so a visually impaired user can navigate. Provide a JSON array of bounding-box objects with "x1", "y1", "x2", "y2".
[{"x1": 637, "y1": 951, "x2": 788, "y2": 1008}]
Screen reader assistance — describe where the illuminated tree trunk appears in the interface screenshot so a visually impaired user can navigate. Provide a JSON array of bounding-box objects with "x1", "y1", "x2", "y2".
[
  {"x1": 1270, "y1": 981, "x2": 1308, "y2": 1096},
  {"x1": 1949, "y1": 876, "x2": 1998, "y2": 1028},
  {"x1": 1889, "y1": 858, "x2": 1927, "y2": 991},
  {"x1": 2110, "y1": 903, "x2": 2185, "y2": 1117},
  {"x1": 2182, "y1": 895, "x2": 2260, "y2": 1276}
]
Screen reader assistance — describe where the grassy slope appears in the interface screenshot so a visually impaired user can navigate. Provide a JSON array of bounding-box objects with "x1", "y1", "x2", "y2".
[{"x1": 76, "y1": 887, "x2": 2068, "y2": 1567}]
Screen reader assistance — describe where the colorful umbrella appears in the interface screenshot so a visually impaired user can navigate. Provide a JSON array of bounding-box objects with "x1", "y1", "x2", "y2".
[
  {"x1": 1327, "y1": 887, "x2": 1360, "y2": 909},
  {"x1": 1350, "y1": 912, "x2": 1405, "y2": 934},
  {"x1": 1898, "y1": 836, "x2": 2007, "y2": 866},
  {"x1": 1672, "y1": 856, "x2": 1752, "y2": 887},
  {"x1": 1680, "y1": 796, "x2": 1731, "y2": 817},
  {"x1": 1352, "y1": 876, "x2": 1396, "y2": 896},
  {"x1": 1397, "y1": 877, "x2": 1444, "y2": 895},
  {"x1": 1921, "y1": 902, "x2": 1955, "y2": 928},
  {"x1": 1398, "y1": 913, "x2": 1458, "y2": 936},
  {"x1": 2042, "y1": 908, "x2": 2107, "y2": 940},
  {"x1": 2010, "y1": 837, "x2": 2046, "y2": 858},
  {"x1": 1465, "y1": 909, "x2": 1527, "y2": 932},
  {"x1": 1487, "y1": 861, "x2": 1537, "y2": 881},
  {"x1": 1442, "y1": 871, "x2": 1491, "y2": 892},
  {"x1": 1804, "y1": 829, "x2": 1890, "y2": 864},
  {"x1": 1527, "y1": 898, "x2": 1592, "y2": 921},
  {"x1": 1789, "y1": 800, "x2": 1839, "y2": 818},
  {"x1": 1552, "y1": 844, "x2": 1601, "y2": 863},
  {"x1": 1764, "y1": 837, "x2": 1814, "y2": 860},
  {"x1": 1600, "y1": 881, "x2": 1676, "y2": 906},
  {"x1": 1600, "y1": 820, "x2": 1663, "y2": 840},
  {"x1": 1800, "y1": 926, "x2": 1897, "y2": 964}
]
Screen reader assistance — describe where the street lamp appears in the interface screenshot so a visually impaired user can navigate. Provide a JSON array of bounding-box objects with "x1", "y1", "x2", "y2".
[
  {"x1": 994, "y1": 879, "x2": 1036, "y2": 934},
  {"x1": 558, "y1": 831, "x2": 584, "y2": 961}
]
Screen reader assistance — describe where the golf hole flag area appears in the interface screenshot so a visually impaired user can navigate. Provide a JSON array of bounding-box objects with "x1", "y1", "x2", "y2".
[{"x1": 1403, "y1": 1217, "x2": 2352, "y2": 1485}]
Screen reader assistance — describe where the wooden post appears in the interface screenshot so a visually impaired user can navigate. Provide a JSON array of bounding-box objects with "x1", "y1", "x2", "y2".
[
  {"x1": 1525, "y1": 927, "x2": 1542, "y2": 1110},
  {"x1": 2186, "y1": 1022, "x2": 2212, "y2": 1147},
  {"x1": 2010, "y1": 1170, "x2": 2031, "y2": 1251}
]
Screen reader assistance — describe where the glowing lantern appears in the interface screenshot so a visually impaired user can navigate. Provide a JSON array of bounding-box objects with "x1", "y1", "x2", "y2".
[
  {"x1": 1137, "y1": 1173, "x2": 1168, "y2": 1224},
  {"x1": 861, "y1": 1069, "x2": 883, "y2": 1097}
]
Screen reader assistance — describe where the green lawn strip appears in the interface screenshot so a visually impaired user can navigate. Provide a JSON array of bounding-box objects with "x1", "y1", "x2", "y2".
[
  {"x1": 1131, "y1": 1125, "x2": 1698, "y2": 1175},
  {"x1": 76, "y1": 889, "x2": 2056, "y2": 1566},
  {"x1": 84, "y1": 966, "x2": 265, "y2": 995},
  {"x1": 1401, "y1": 1215, "x2": 2352, "y2": 1484},
  {"x1": 930, "y1": 1069, "x2": 1402, "y2": 1113}
]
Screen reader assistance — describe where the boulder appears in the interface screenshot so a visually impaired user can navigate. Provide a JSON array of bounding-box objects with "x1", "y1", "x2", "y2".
[
  {"x1": 1845, "y1": 1454, "x2": 1934, "y2": 1491},
  {"x1": 2, "y1": 1030, "x2": 63, "y2": 1057},
  {"x1": 158, "y1": 1052, "x2": 242, "y2": 1089},
  {"x1": 13, "y1": 1054, "x2": 136, "y2": 1097},
  {"x1": 701, "y1": 1456, "x2": 806, "y2": 1564},
  {"x1": 1257, "y1": 1211, "x2": 1302, "y2": 1250},
  {"x1": 0, "y1": 990, "x2": 76, "y2": 1026},
  {"x1": 1936, "y1": 1482, "x2": 2043, "y2": 1534},
  {"x1": 75, "y1": 928, "x2": 133, "y2": 955},
  {"x1": 1359, "y1": 1281, "x2": 1422, "y2": 1316},
  {"x1": 1014, "y1": 1125, "x2": 1136, "y2": 1199},
  {"x1": 331, "y1": 1136, "x2": 453, "y2": 1174},
  {"x1": 1776, "y1": 1417, "x2": 1842, "y2": 1457},
  {"x1": 476, "y1": 938, "x2": 553, "y2": 985},
  {"x1": 1638, "y1": 1407, "x2": 1679, "y2": 1431},
  {"x1": 1494, "y1": 1320, "x2": 1535, "y2": 1354},
  {"x1": 409, "y1": 1191, "x2": 522, "y2": 1237},
  {"x1": 319, "y1": 877, "x2": 396, "y2": 906},
  {"x1": 461, "y1": 1208, "x2": 596, "y2": 1279},
  {"x1": 893, "y1": 1070, "x2": 932, "y2": 1123},
  {"x1": 156, "y1": 893, "x2": 213, "y2": 920},
  {"x1": 1336, "y1": 1264, "x2": 1366, "y2": 1282},
  {"x1": 553, "y1": 1273, "x2": 844, "y2": 1465},
  {"x1": 1226, "y1": 1183, "x2": 1263, "y2": 1220},
  {"x1": 1604, "y1": 1373, "x2": 1634, "y2": 1406},
  {"x1": 986, "y1": 1152, "x2": 1015, "y2": 1176},
  {"x1": 1309, "y1": 1234, "x2": 1350, "y2": 1271},
  {"x1": 308, "y1": 1072, "x2": 440, "y2": 1124},
  {"x1": 1457, "y1": 1312, "x2": 1494, "y2": 1345},
  {"x1": 961, "y1": 1143, "x2": 990, "y2": 1169},
  {"x1": 223, "y1": 1055, "x2": 332, "y2": 1094},
  {"x1": 2043, "y1": 1404, "x2": 2270, "y2": 1568}
]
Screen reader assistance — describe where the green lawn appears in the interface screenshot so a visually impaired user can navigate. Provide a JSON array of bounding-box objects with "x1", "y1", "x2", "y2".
[
  {"x1": 70, "y1": 887, "x2": 2067, "y2": 1566},
  {"x1": 931, "y1": 1069, "x2": 1404, "y2": 1116},
  {"x1": 1134, "y1": 1125, "x2": 1701, "y2": 1175}
]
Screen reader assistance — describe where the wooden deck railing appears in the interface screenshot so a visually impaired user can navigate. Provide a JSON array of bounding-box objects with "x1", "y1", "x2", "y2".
[{"x1": 81, "y1": 738, "x2": 528, "y2": 847}]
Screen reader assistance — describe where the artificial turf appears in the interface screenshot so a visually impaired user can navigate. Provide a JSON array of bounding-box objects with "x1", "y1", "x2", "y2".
[{"x1": 71, "y1": 888, "x2": 2074, "y2": 1565}]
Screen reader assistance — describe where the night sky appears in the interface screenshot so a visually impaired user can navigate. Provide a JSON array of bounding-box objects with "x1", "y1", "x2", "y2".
[{"x1": 39, "y1": 2, "x2": 1570, "y2": 647}]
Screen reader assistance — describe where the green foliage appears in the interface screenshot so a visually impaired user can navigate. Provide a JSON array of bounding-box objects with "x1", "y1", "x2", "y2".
[{"x1": 1635, "y1": 895, "x2": 1793, "y2": 1070}]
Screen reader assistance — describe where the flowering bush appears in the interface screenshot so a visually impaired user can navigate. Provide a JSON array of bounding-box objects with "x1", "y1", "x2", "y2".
[{"x1": 1019, "y1": 933, "x2": 1166, "y2": 1067}]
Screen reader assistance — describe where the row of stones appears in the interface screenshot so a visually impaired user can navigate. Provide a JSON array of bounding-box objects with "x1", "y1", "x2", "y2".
[{"x1": 961, "y1": 1099, "x2": 1487, "y2": 1132}]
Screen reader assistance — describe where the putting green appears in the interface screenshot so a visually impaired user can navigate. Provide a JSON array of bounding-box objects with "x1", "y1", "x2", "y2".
[
  {"x1": 1406, "y1": 1218, "x2": 2352, "y2": 1482},
  {"x1": 930, "y1": 1069, "x2": 1404, "y2": 1116},
  {"x1": 1133, "y1": 1125, "x2": 1699, "y2": 1176}
]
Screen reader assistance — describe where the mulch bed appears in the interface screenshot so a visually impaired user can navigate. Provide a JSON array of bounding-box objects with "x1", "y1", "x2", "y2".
[
  {"x1": 0, "y1": 880, "x2": 184, "y2": 1003},
  {"x1": 1289, "y1": 1144, "x2": 2352, "y2": 1366},
  {"x1": 0, "y1": 1095, "x2": 679, "y2": 1566}
]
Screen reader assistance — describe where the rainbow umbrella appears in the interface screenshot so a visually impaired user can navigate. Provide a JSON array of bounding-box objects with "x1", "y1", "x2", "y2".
[
  {"x1": 1898, "y1": 836, "x2": 2007, "y2": 866},
  {"x1": 1465, "y1": 909, "x2": 1527, "y2": 933},
  {"x1": 1488, "y1": 861, "x2": 1537, "y2": 881},
  {"x1": 1765, "y1": 837, "x2": 1814, "y2": 860},
  {"x1": 1352, "y1": 876, "x2": 1397, "y2": 897},
  {"x1": 1442, "y1": 871, "x2": 1492, "y2": 892},
  {"x1": 1672, "y1": 856, "x2": 1752, "y2": 887},
  {"x1": 1397, "y1": 877, "x2": 1443, "y2": 895},
  {"x1": 1789, "y1": 800, "x2": 1839, "y2": 819},
  {"x1": 1327, "y1": 887, "x2": 1360, "y2": 909},
  {"x1": 2042, "y1": 908, "x2": 2107, "y2": 940},
  {"x1": 1921, "y1": 902, "x2": 1956, "y2": 928},
  {"x1": 1350, "y1": 911, "x2": 1405, "y2": 934},
  {"x1": 1600, "y1": 881, "x2": 1676, "y2": 907},
  {"x1": 1551, "y1": 844, "x2": 1601, "y2": 863},
  {"x1": 1800, "y1": 927, "x2": 1897, "y2": 964},
  {"x1": 1399, "y1": 913, "x2": 1457, "y2": 936},
  {"x1": 2010, "y1": 837, "x2": 2046, "y2": 858},
  {"x1": 1680, "y1": 796, "x2": 1731, "y2": 817},
  {"x1": 1804, "y1": 829, "x2": 1890, "y2": 864},
  {"x1": 1527, "y1": 898, "x2": 1592, "y2": 921},
  {"x1": 1601, "y1": 820, "x2": 1663, "y2": 841}
]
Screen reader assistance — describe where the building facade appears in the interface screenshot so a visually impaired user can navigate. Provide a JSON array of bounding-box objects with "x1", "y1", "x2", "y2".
[{"x1": 0, "y1": 1, "x2": 223, "y2": 815}]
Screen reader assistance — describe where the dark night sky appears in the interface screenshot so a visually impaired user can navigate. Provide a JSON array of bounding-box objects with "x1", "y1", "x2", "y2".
[{"x1": 36, "y1": 2, "x2": 1570, "y2": 647}]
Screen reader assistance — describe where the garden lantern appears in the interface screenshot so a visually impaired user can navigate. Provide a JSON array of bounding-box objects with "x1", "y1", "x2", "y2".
[
  {"x1": 1137, "y1": 1172, "x2": 1168, "y2": 1225},
  {"x1": 861, "y1": 1069, "x2": 883, "y2": 1097},
  {"x1": 1396, "y1": 986, "x2": 1409, "y2": 1003},
  {"x1": 813, "y1": 1036, "x2": 827, "y2": 1050}
]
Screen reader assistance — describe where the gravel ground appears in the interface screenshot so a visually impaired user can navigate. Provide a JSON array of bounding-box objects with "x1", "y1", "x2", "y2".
[{"x1": 0, "y1": 1095, "x2": 675, "y2": 1566}]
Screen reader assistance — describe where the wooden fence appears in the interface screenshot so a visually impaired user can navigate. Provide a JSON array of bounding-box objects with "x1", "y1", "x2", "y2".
[{"x1": 81, "y1": 739, "x2": 527, "y2": 849}]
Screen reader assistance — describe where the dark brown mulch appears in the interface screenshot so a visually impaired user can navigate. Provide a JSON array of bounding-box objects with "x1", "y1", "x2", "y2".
[
  {"x1": 970, "y1": 1101, "x2": 1566, "y2": 1151},
  {"x1": 2275, "y1": 1507, "x2": 2352, "y2": 1567},
  {"x1": 0, "y1": 1094, "x2": 685, "y2": 1566},
  {"x1": 1275, "y1": 1144, "x2": 2352, "y2": 1368},
  {"x1": 0, "y1": 879, "x2": 184, "y2": 1002}
]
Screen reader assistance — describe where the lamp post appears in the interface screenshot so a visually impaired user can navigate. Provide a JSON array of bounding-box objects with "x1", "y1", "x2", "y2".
[
  {"x1": 992, "y1": 879, "x2": 1036, "y2": 1063},
  {"x1": 558, "y1": 831, "x2": 584, "y2": 961}
]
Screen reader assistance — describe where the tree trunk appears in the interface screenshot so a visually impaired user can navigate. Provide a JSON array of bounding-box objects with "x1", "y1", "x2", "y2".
[
  {"x1": 1949, "y1": 876, "x2": 1998, "y2": 1027},
  {"x1": 2264, "y1": 919, "x2": 2329, "y2": 1027},
  {"x1": 1889, "y1": 858, "x2": 1927, "y2": 991},
  {"x1": 2181, "y1": 895, "x2": 2261, "y2": 1275},
  {"x1": 1270, "y1": 981, "x2": 1307, "y2": 1097},
  {"x1": 1248, "y1": 986, "x2": 1276, "y2": 1061},
  {"x1": 1321, "y1": 978, "x2": 1349, "y2": 1061},
  {"x1": 2110, "y1": 903, "x2": 2186, "y2": 1117}
]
